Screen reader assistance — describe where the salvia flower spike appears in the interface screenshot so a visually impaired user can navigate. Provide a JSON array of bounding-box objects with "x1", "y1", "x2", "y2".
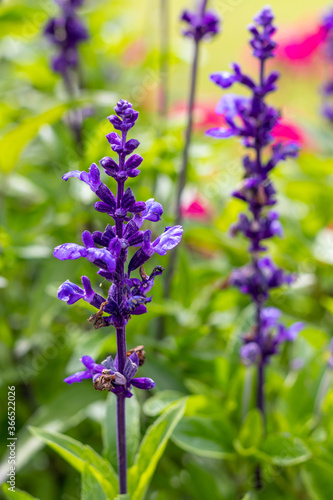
[
  {"x1": 207, "y1": 6, "x2": 303, "y2": 485},
  {"x1": 54, "y1": 100, "x2": 183, "y2": 493},
  {"x1": 321, "y1": 8, "x2": 333, "y2": 122},
  {"x1": 44, "y1": 0, "x2": 88, "y2": 84}
]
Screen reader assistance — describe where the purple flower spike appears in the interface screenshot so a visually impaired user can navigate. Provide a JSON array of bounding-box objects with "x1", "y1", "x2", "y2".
[
  {"x1": 208, "y1": 8, "x2": 302, "y2": 381},
  {"x1": 321, "y1": 8, "x2": 333, "y2": 123},
  {"x1": 55, "y1": 100, "x2": 182, "y2": 492},
  {"x1": 44, "y1": 0, "x2": 88, "y2": 79},
  {"x1": 181, "y1": 2, "x2": 220, "y2": 42}
]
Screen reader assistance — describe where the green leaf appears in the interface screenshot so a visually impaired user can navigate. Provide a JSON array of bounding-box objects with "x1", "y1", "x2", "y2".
[
  {"x1": 0, "y1": 105, "x2": 67, "y2": 173},
  {"x1": 257, "y1": 434, "x2": 311, "y2": 466},
  {"x1": 171, "y1": 415, "x2": 235, "y2": 459},
  {"x1": 128, "y1": 398, "x2": 187, "y2": 500},
  {"x1": 241, "y1": 493, "x2": 258, "y2": 500},
  {"x1": 0, "y1": 384, "x2": 101, "y2": 483},
  {"x1": 103, "y1": 393, "x2": 140, "y2": 469},
  {"x1": 115, "y1": 496, "x2": 132, "y2": 500},
  {"x1": 142, "y1": 390, "x2": 184, "y2": 416},
  {"x1": 81, "y1": 462, "x2": 108, "y2": 500},
  {"x1": 1, "y1": 484, "x2": 39, "y2": 500},
  {"x1": 29, "y1": 427, "x2": 118, "y2": 498},
  {"x1": 302, "y1": 459, "x2": 333, "y2": 499},
  {"x1": 234, "y1": 409, "x2": 263, "y2": 456}
]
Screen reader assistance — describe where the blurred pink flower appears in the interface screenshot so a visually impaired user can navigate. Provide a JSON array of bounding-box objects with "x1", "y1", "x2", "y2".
[
  {"x1": 180, "y1": 197, "x2": 211, "y2": 220},
  {"x1": 276, "y1": 24, "x2": 327, "y2": 64},
  {"x1": 170, "y1": 101, "x2": 224, "y2": 130},
  {"x1": 123, "y1": 39, "x2": 147, "y2": 66},
  {"x1": 272, "y1": 118, "x2": 307, "y2": 146}
]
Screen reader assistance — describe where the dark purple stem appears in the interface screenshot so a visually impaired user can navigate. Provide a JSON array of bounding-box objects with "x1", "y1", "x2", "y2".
[
  {"x1": 115, "y1": 130, "x2": 128, "y2": 493},
  {"x1": 162, "y1": 3, "x2": 208, "y2": 308},
  {"x1": 254, "y1": 57, "x2": 266, "y2": 492},
  {"x1": 116, "y1": 393, "x2": 127, "y2": 494}
]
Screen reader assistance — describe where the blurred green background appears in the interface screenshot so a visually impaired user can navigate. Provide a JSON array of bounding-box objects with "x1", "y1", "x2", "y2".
[{"x1": 2, "y1": 0, "x2": 333, "y2": 498}]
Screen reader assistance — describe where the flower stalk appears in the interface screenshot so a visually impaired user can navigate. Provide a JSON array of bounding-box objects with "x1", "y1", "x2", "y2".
[
  {"x1": 162, "y1": 0, "x2": 220, "y2": 307},
  {"x1": 207, "y1": 6, "x2": 303, "y2": 489}
]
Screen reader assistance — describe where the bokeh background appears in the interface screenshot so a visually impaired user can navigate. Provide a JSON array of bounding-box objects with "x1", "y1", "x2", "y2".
[{"x1": 1, "y1": 0, "x2": 333, "y2": 498}]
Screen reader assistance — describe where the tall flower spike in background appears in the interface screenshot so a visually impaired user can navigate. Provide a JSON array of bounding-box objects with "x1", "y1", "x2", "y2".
[
  {"x1": 321, "y1": 8, "x2": 333, "y2": 122},
  {"x1": 54, "y1": 99, "x2": 183, "y2": 494},
  {"x1": 44, "y1": 0, "x2": 89, "y2": 149},
  {"x1": 207, "y1": 6, "x2": 303, "y2": 489},
  {"x1": 162, "y1": 0, "x2": 220, "y2": 326}
]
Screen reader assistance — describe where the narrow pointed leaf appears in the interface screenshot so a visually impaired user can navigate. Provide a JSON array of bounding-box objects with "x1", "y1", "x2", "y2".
[
  {"x1": 128, "y1": 398, "x2": 187, "y2": 500},
  {"x1": 81, "y1": 462, "x2": 108, "y2": 500},
  {"x1": 29, "y1": 427, "x2": 118, "y2": 498}
]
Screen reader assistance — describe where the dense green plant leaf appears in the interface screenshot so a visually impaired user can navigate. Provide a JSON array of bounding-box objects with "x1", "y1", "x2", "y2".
[
  {"x1": 128, "y1": 398, "x2": 187, "y2": 500},
  {"x1": 234, "y1": 409, "x2": 263, "y2": 456},
  {"x1": 29, "y1": 427, "x2": 118, "y2": 498},
  {"x1": 302, "y1": 459, "x2": 333, "y2": 499},
  {"x1": 0, "y1": 384, "x2": 101, "y2": 483},
  {"x1": 81, "y1": 462, "x2": 108, "y2": 500},
  {"x1": 241, "y1": 493, "x2": 258, "y2": 500},
  {"x1": 257, "y1": 434, "x2": 311, "y2": 466},
  {"x1": 103, "y1": 392, "x2": 140, "y2": 469},
  {"x1": 1, "y1": 485, "x2": 39, "y2": 500},
  {"x1": 0, "y1": 105, "x2": 67, "y2": 173},
  {"x1": 172, "y1": 415, "x2": 235, "y2": 459}
]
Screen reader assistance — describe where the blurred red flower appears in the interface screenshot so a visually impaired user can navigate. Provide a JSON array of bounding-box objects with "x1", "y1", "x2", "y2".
[{"x1": 276, "y1": 24, "x2": 327, "y2": 64}]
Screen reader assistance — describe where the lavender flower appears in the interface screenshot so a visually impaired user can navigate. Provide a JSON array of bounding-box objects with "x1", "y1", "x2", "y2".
[
  {"x1": 321, "y1": 9, "x2": 333, "y2": 121},
  {"x1": 181, "y1": 2, "x2": 219, "y2": 41},
  {"x1": 207, "y1": 6, "x2": 301, "y2": 366},
  {"x1": 207, "y1": 11, "x2": 303, "y2": 489},
  {"x1": 240, "y1": 307, "x2": 303, "y2": 366},
  {"x1": 55, "y1": 99, "x2": 182, "y2": 494},
  {"x1": 44, "y1": 0, "x2": 88, "y2": 80}
]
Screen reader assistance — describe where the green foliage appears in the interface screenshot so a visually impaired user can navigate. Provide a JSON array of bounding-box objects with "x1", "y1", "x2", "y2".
[
  {"x1": 128, "y1": 399, "x2": 187, "y2": 500},
  {"x1": 29, "y1": 427, "x2": 118, "y2": 498},
  {"x1": 1, "y1": 0, "x2": 333, "y2": 498},
  {"x1": 1, "y1": 485, "x2": 40, "y2": 500}
]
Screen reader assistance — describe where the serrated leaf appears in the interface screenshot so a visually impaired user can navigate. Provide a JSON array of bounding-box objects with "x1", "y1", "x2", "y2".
[
  {"x1": 257, "y1": 434, "x2": 311, "y2": 466},
  {"x1": 128, "y1": 398, "x2": 186, "y2": 500},
  {"x1": 81, "y1": 462, "x2": 108, "y2": 500},
  {"x1": 171, "y1": 415, "x2": 235, "y2": 459},
  {"x1": 29, "y1": 427, "x2": 118, "y2": 498},
  {"x1": 103, "y1": 393, "x2": 140, "y2": 469}
]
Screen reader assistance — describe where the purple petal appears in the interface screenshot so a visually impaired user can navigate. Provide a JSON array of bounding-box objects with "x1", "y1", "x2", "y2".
[
  {"x1": 82, "y1": 230, "x2": 95, "y2": 248},
  {"x1": 85, "y1": 248, "x2": 116, "y2": 272},
  {"x1": 57, "y1": 280, "x2": 85, "y2": 304},
  {"x1": 152, "y1": 225, "x2": 183, "y2": 256},
  {"x1": 210, "y1": 71, "x2": 237, "y2": 88},
  {"x1": 131, "y1": 377, "x2": 155, "y2": 390},
  {"x1": 206, "y1": 127, "x2": 236, "y2": 139},
  {"x1": 54, "y1": 243, "x2": 84, "y2": 260},
  {"x1": 64, "y1": 370, "x2": 92, "y2": 384},
  {"x1": 62, "y1": 170, "x2": 82, "y2": 181}
]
